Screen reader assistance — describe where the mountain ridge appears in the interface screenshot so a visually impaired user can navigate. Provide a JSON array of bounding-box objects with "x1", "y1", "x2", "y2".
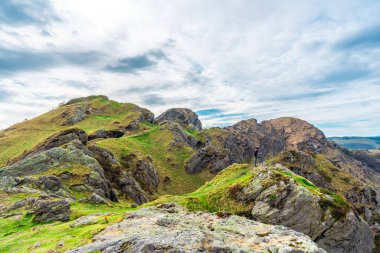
[{"x1": 0, "y1": 95, "x2": 379, "y2": 252}]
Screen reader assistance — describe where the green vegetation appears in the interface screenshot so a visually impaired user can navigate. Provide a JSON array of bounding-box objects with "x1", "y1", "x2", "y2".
[
  {"x1": 0, "y1": 210, "x2": 127, "y2": 253},
  {"x1": 96, "y1": 124, "x2": 214, "y2": 195},
  {"x1": 148, "y1": 163, "x2": 254, "y2": 214},
  {"x1": 0, "y1": 97, "x2": 146, "y2": 166},
  {"x1": 184, "y1": 127, "x2": 208, "y2": 142}
]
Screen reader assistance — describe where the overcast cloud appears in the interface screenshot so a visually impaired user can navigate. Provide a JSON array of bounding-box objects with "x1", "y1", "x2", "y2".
[{"x1": 0, "y1": 0, "x2": 379, "y2": 136}]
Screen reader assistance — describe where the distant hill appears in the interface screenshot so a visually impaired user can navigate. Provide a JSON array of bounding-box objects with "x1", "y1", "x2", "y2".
[{"x1": 328, "y1": 136, "x2": 380, "y2": 150}]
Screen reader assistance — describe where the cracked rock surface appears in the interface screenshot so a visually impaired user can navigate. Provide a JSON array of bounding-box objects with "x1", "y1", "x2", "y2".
[{"x1": 67, "y1": 203, "x2": 326, "y2": 253}]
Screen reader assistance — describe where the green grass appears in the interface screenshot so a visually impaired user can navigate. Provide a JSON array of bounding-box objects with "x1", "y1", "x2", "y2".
[
  {"x1": 148, "y1": 164, "x2": 254, "y2": 214},
  {"x1": 0, "y1": 97, "x2": 147, "y2": 166},
  {"x1": 149, "y1": 162, "x2": 350, "y2": 220},
  {"x1": 184, "y1": 128, "x2": 208, "y2": 142},
  {"x1": 0, "y1": 210, "x2": 127, "y2": 253},
  {"x1": 96, "y1": 125, "x2": 214, "y2": 195},
  {"x1": 0, "y1": 195, "x2": 134, "y2": 253}
]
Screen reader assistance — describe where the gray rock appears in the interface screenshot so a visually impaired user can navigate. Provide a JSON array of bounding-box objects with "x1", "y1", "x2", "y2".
[
  {"x1": 185, "y1": 145, "x2": 232, "y2": 174},
  {"x1": 156, "y1": 108, "x2": 202, "y2": 130},
  {"x1": 234, "y1": 165, "x2": 373, "y2": 253},
  {"x1": 118, "y1": 175, "x2": 148, "y2": 204},
  {"x1": 67, "y1": 204, "x2": 326, "y2": 253},
  {"x1": 61, "y1": 105, "x2": 88, "y2": 126},
  {"x1": 161, "y1": 121, "x2": 205, "y2": 149},
  {"x1": 123, "y1": 154, "x2": 159, "y2": 194},
  {"x1": 0, "y1": 176, "x2": 17, "y2": 189},
  {"x1": 84, "y1": 193, "x2": 107, "y2": 204},
  {"x1": 33, "y1": 199, "x2": 70, "y2": 223},
  {"x1": 9, "y1": 196, "x2": 70, "y2": 223}
]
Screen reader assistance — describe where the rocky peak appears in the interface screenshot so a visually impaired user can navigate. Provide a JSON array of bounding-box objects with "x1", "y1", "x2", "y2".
[
  {"x1": 155, "y1": 108, "x2": 202, "y2": 130},
  {"x1": 268, "y1": 117, "x2": 328, "y2": 152}
]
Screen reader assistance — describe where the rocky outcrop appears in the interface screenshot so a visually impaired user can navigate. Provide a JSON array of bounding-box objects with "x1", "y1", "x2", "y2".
[
  {"x1": 6, "y1": 128, "x2": 88, "y2": 165},
  {"x1": 272, "y1": 151, "x2": 333, "y2": 190},
  {"x1": 273, "y1": 151, "x2": 380, "y2": 224},
  {"x1": 138, "y1": 108, "x2": 155, "y2": 124},
  {"x1": 122, "y1": 154, "x2": 159, "y2": 195},
  {"x1": 61, "y1": 105, "x2": 89, "y2": 126},
  {"x1": 156, "y1": 108, "x2": 202, "y2": 130},
  {"x1": 32, "y1": 199, "x2": 70, "y2": 222},
  {"x1": 0, "y1": 139, "x2": 111, "y2": 201},
  {"x1": 185, "y1": 145, "x2": 232, "y2": 174},
  {"x1": 67, "y1": 203, "x2": 326, "y2": 253},
  {"x1": 233, "y1": 164, "x2": 373, "y2": 253},
  {"x1": 268, "y1": 117, "x2": 328, "y2": 153},
  {"x1": 8, "y1": 196, "x2": 70, "y2": 223},
  {"x1": 161, "y1": 121, "x2": 205, "y2": 149}
]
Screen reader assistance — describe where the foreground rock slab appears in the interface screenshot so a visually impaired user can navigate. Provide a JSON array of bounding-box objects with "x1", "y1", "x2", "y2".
[{"x1": 67, "y1": 203, "x2": 325, "y2": 253}]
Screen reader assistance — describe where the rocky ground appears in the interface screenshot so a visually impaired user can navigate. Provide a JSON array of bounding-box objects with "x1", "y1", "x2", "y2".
[{"x1": 67, "y1": 203, "x2": 326, "y2": 253}]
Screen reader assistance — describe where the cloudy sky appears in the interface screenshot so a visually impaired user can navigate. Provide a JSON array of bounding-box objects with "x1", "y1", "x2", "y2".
[{"x1": 0, "y1": 0, "x2": 379, "y2": 136}]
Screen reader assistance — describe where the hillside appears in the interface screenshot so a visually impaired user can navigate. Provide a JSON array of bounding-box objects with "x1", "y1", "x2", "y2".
[
  {"x1": 0, "y1": 95, "x2": 379, "y2": 253},
  {"x1": 328, "y1": 136, "x2": 380, "y2": 150}
]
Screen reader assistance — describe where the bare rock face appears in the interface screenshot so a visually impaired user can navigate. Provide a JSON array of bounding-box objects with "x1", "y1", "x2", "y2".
[
  {"x1": 161, "y1": 121, "x2": 205, "y2": 149},
  {"x1": 67, "y1": 204, "x2": 326, "y2": 253},
  {"x1": 32, "y1": 199, "x2": 70, "y2": 223},
  {"x1": 268, "y1": 117, "x2": 328, "y2": 153},
  {"x1": 123, "y1": 154, "x2": 159, "y2": 195},
  {"x1": 225, "y1": 119, "x2": 286, "y2": 162},
  {"x1": 156, "y1": 108, "x2": 202, "y2": 130},
  {"x1": 185, "y1": 145, "x2": 232, "y2": 174},
  {"x1": 233, "y1": 164, "x2": 373, "y2": 253},
  {"x1": 61, "y1": 105, "x2": 89, "y2": 126},
  {"x1": 7, "y1": 196, "x2": 70, "y2": 223}
]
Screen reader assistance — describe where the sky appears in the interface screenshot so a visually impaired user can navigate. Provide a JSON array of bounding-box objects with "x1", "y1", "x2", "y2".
[{"x1": 0, "y1": 0, "x2": 379, "y2": 136}]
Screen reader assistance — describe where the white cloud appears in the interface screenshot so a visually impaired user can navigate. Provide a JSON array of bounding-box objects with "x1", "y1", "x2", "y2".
[{"x1": 0, "y1": 0, "x2": 380, "y2": 136}]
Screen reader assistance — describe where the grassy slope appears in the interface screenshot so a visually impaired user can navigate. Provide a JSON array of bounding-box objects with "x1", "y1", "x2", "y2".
[
  {"x1": 0, "y1": 206, "x2": 130, "y2": 253},
  {"x1": 0, "y1": 162, "x2": 350, "y2": 253},
  {"x1": 0, "y1": 96, "x2": 213, "y2": 195},
  {"x1": 0, "y1": 96, "x2": 144, "y2": 166},
  {"x1": 270, "y1": 152, "x2": 365, "y2": 196},
  {"x1": 95, "y1": 124, "x2": 214, "y2": 195},
  {"x1": 150, "y1": 163, "x2": 348, "y2": 216}
]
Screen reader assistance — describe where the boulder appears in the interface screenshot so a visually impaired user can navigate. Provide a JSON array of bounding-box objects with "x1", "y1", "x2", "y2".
[
  {"x1": 33, "y1": 199, "x2": 70, "y2": 223},
  {"x1": 67, "y1": 204, "x2": 326, "y2": 253},
  {"x1": 8, "y1": 196, "x2": 70, "y2": 223},
  {"x1": 156, "y1": 108, "x2": 202, "y2": 130}
]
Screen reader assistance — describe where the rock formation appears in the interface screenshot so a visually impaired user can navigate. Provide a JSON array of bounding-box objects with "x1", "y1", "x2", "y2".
[
  {"x1": 67, "y1": 203, "x2": 326, "y2": 253},
  {"x1": 156, "y1": 108, "x2": 202, "y2": 130}
]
